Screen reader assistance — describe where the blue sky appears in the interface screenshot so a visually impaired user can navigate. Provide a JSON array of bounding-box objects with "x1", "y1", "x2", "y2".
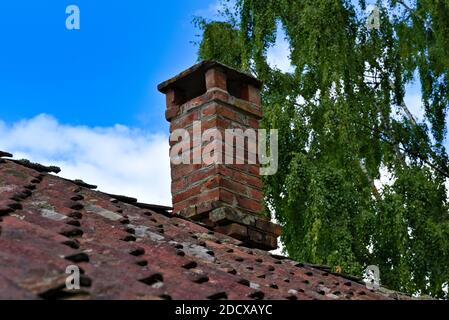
[
  {"x1": 0, "y1": 0, "x2": 220, "y2": 131},
  {"x1": 0, "y1": 1, "x2": 224, "y2": 205}
]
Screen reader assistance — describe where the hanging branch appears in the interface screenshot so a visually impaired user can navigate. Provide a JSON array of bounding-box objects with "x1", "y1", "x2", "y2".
[
  {"x1": 389, "y1": 80, "x2": 418, "y2": 126},
  {"x1": 389, "y1": 80, "x2": 449, "y2": 177},
  {"x1": 359, "y1": 160, "x2": 382, "y2": 201},
  {"x1": 292, "y1": 97, "x2": 449, "y2": 180},
  {"x1": 355, "y1": 118, "x2": 449, "y2": 179}
]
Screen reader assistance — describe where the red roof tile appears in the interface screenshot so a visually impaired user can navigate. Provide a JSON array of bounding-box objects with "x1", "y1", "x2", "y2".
[{"x1": 0, "y1": 154, "x2": 408, "y2": 300}]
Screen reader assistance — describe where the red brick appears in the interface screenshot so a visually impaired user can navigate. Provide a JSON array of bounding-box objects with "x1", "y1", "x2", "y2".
[
  {"x1": 196, "y1": 188, "x2": 221, "y2": 202},
  {"x1": 170, "y1": 109, "x2": 200, "y2": 131},
  {"x1": 218, "y1": 188, "x2": 237, "y2": 206},
  {"x1": 233, "y1": 98, "x2": 263, "y2": 118},
  {"x1": 165, "y1": 88, "x2": 178, "y2": 107},
  {"x1": 201, "y1": 176, "x2": 221, "y2": 191},
  {"x1": 185, "y1": 166, "x2": 214, "y2": 185},
  {"x1": 182, "y1": 94, "x2": 205, "y2": 113},
  {"x1": 171, "y1": 177, "x2": 186, "y2": 194},
  {"x1": 165, "y1": 106, "x2": 179, "y2": 121},
  {"x1": 217, "y1": 105, "x2": 241, "y2": 123},
  {"x1": 215, "y1": 223, "x2": 248, "y2": 240},
  {"x1": 248, "y1": 187, "x2": 263, "y2": 200},
  {"x1": 172, "y1": 184, "x2": 203, "y2": 203},
  {"x1": 236, "y1": 195, "x2": 263, "y2": 213},
  {"x1": 205, "y1": 88, "x2": 230, "y2": 102},
  {"x1": 170, "y1": 164, "x2": 200, "y2": 181},
  {"x1": 241, "y1": 84, "x2": 261, "y2": 105},
  {"x1": 248, "y1": 117, "x2": 260, "y2": 129},
  {"x1": 221, "y1": 178, "x2": 248, "y2": 196},
  {"x1": 201, "y1": 103, "x2": 218, "y2": 117},
  {"x1": 205, "y1": 68, "x2": 227, "y2": 91}
]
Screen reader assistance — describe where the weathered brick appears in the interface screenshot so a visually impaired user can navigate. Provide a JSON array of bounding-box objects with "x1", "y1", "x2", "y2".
[
  {"x1": 255, "y1": 219, "x2": 283, "y2": 236},
  {"x1": 248, "y1": 117, "x2": 260, "y2": 129},
  {"x1": 221, "y1": 178, "x2": 249, "y2": 196},
  {"x1": 248, "y1": 229, "x2": 278, "y2": 250},
  {"x1": 236, "y1": 195, "x2": 262, "y2": 214},
  {"x1": 170, "y1": 109, "x2": 200, "y2": 131},
  {"x1": 165, "y1": 106, "x2": 179, "y2": 121},
  {"x1": 172, "y1": 184, "x2": 203, "y2": 203},
  {"x1": 204, "y1": 88, "x2": 230, "y2": 103},
  {"x1": 205, "y1": 68, "x2": 227, "y2": 91},
  {"x1": 170, "y1": 164, "x2": 201, "y2": 181},
  {"x1": 241, "y1": 84, "x2": 261, "y2": 106},
  {"x1": 215, "y1": 188, "x2": 235, "y2": 206},
  {"x1": 165, "y1": 88, "x2": 181, "y2": 108},
  {"x1": 201, "y1": 103, "x2": 218, "y2": 117},
  {"x1": 181, "y1": 95, "x2": 206, "y2": 113},
  {"x1": 247, "y1": 187, "x2": 264, "y2": 201},
  {"x1": 171, "y1": 178, "x2": 186, "y2": 194},
  {"x1": 215, "y1": 223, "x2": 248, "y2": 241},
  {"x1": 232, "y1": 97, "x2": 263, "y2": 118}
]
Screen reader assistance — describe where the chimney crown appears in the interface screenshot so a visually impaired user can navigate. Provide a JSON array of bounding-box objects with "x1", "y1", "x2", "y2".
[
  {"x1": 158, "y1": 60, "x2": 281, "y2": 250},
  {"x1": 158, "y1": 60, "x2": 262, "y2": 94}
]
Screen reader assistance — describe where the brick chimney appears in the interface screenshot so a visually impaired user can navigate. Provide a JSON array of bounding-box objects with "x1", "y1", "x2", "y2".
[{"x1": 158, "y1": 61, "x2": 281, "y2": 250}]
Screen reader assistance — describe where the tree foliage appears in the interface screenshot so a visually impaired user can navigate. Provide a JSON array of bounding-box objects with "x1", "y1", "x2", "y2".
[{"x1": 195, "y1": 0, "x2": 449, "y2": 298}]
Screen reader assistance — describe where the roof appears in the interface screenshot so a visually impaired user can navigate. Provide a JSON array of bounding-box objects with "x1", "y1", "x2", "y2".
[{"x1": 0, "y1": 152, "x2": 408, "y2": 300}]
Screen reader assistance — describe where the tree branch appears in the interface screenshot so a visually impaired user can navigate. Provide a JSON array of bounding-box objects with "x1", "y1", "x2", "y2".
[
  {"x1": 389, "y1": 80, "x2": 417, "y2": 126},
  {"x1": 359, "y1": 160, "x2": 382, "y2": 201},
  {"x1": 396, "y1": 0, "x2": 434, "y2": 33}
]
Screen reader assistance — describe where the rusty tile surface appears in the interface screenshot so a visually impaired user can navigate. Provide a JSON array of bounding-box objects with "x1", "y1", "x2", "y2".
[{"x1": 0, "y1": 157, "x2": 407, "y2": 300}]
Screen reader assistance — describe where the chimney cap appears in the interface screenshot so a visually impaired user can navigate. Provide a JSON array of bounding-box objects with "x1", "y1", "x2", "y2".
[{"x1": 157, "y1": 60, "x2": 262, "y2": 94}]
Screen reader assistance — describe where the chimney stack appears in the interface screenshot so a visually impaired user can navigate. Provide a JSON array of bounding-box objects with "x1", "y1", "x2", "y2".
[{"x1": 158, "y1": 61, "x2": 281, "y2": 250}]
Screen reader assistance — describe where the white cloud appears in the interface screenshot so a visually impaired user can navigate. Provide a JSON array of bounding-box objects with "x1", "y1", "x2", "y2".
[
  {"x1": 266, "y1": 23, "x2": 295, "y2": 73},
  {"x1": 0, "y1": 114, "x2": 171, "y2": 206}
]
